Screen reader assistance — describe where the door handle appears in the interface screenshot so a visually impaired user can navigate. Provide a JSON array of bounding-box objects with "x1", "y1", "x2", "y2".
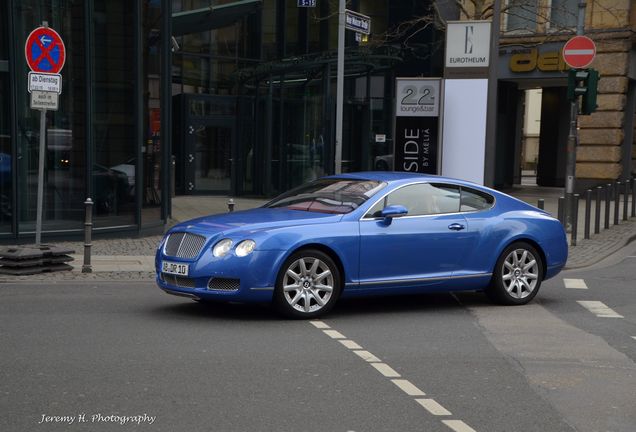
[{"x1": 448, "y1": 223, "x2": 465, "y2": 231}]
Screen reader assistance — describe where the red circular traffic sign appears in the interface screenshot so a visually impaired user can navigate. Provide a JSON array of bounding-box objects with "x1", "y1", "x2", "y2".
[
  {"x1": 562, "y1": 36, "x2": 596, "y2": 69},
  {"x1": 24, "y1": 26, "x2": 66, "y2": 74}
]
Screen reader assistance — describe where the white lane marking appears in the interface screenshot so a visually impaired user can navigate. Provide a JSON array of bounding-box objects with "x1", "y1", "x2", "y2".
[
  {"x1": 310, "y1": 320, "x2": 330, "y2": 329},
  {"x1": 577, "y1": 301, "x2": 624, "y2": 318},
  {"x1": 632, "y1": 336, "x2": 636, "y2": 341},
  {"x1": 323, "y1": 329, "x2": 346, "y2": 339},
  {"x1": 353, "y1": 350, "x2": 381, "y2": 362},
  {"x1": 311, "y1": 323, "x2": 476, "y2": 432},
  {"x1": 391, "y1": 379, "x2": 426, "y2": 396},
  {"x1": 415, "y1": 398, "x2": 452, "y2": 416},
  {"x1": 443, "y1": 419, "x2": 478, "y2": 432},
  {"x1": 563, "y1": 278, "x2": 588, "y2": 289},
  {"x1": 371, "y1": 363, "x2": 401, "y2": 378},
  {"x1": 339, "y1": 339, "x2": 363, "y2": 350}
]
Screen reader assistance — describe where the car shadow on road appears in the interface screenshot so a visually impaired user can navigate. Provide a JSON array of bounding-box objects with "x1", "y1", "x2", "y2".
[{"x1": 150, "y1": 300, "x2": 279, "y2": 322}]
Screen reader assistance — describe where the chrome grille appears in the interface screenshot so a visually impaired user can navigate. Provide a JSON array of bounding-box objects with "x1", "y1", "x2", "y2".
[
  {"x1": 164, "y1": 232, "x2": 206, "y2": 258},
  {"x1": 208, "y1": 278, "x2": 240, "y2": 291},
  {"x1": 161, "y1": 273, "x2": 197, "y2": 288}
]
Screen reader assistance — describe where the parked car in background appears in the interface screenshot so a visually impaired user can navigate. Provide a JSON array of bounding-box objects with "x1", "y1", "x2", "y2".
[{"x1": 155, "y1": 172, "x2": 568, "y2": 318}]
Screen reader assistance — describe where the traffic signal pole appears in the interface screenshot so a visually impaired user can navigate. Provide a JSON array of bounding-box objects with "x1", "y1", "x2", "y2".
[{"x1": 564, "y1": 2, "x2": 587, "y2": 230}]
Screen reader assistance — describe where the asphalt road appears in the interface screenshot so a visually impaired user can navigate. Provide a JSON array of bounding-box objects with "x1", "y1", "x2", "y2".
[{"x1": 1, "y1": 243, "x2": 635, "y2": 432}]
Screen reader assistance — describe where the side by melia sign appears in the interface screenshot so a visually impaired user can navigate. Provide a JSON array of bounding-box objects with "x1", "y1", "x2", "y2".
[{"x1": 394, "y1": 78, "x2": 441, "y2": 175}]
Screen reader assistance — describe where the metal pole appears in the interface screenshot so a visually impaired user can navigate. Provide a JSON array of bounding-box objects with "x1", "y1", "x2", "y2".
[
  {"x1": 35, "y1": 108, "x2": 47, "y2": 246},
  {"x1": 564, "y1": 1, "x2": 587, "y2": 231},
  {"x1": 571, "y1": 193, "x2": 579, "y2": 246},
  {"x1": 604, "y1": 183, "x2": 611, "y2": 229},
  {"x1": 557, "y1": 196, "x2": 565, "y2": 225},
  {"x1": 623, "y1": 180, "x2": 629, "y2": 221},
  {"x1": 537, "y1": 199, "x2": 544, "y2": 210},
  {"x1": 82, "y1": 198, "x2": 93, "y2": 273},
  {"x1": 613, "y1": 181, "x2": 620, "y2": 225},
  {"x1": 632, "y1": 177, "x2": 636, "y2": 217},
  {"x1": 334, "y1": 0, "x2": 345, "y2": 174},
  {"x1": 584, "y1": 189, "x2": 591, "y2": 240},
  {"x1": 594, "y1": 186, "x2": 601, "y2": 234}
]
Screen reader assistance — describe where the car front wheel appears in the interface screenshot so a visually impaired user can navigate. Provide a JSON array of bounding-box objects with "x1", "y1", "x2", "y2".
[
  {"x1": 486, "y1": 242, "x2": 543, "y2": 305},
  {"x1": 274, "y1": 249, "x2": 341, "y2": 319}
]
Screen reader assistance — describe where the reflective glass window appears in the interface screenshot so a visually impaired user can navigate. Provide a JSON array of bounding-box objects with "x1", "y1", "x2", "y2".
[
  {"x1": 14, "y1": 0, "x2": 86, "y2": 233},
  {"x1": 0, "y1": 1, "x2": 10, "y2": 234},
  {"x1": 460, "y1": 187, "x2": 495, "y2": 212},
  {"x1": 92, "y1": 1, "x2": 136, "y2": 226}
]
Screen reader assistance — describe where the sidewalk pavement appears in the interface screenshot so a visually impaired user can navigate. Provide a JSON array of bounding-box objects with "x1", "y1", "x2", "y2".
[{"x1": 1, "y1": 190, "x2": 634, "y2": 282}]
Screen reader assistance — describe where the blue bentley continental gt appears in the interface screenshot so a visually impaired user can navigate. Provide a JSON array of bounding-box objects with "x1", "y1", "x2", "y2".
[{"x1": 156, "y1": 172, "x2": 568, "y2": 318}]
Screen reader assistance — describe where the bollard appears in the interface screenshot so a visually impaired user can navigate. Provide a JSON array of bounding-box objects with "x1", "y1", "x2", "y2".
[
  {"x1": 623, "y1": 180, "x2": 629, "y2": 221},
  {"x1": 614, "y1": 181, "x2": 620, "y2": 225},
  {"x1": 227, "y1": 198, "x2": 235, "y2": 212},
  {"x1": 537, "y1": 199, "x2": 544, "y2": 210},
  {"x1": 594, "y1": 186, "x2": 601, "y2": 234},
  {"x1": 557, "y1": 196, "x2": 565, "y2": 226},
  {"x1": 604, "y1": 184, "x2": 611, "y2": 229},
  {"x1": 632, "y1": 177, "x2": 636, "y2": 218},
  {"x1": 82, "y1": 198, "x2": 93, "y2": 273},
  {"x1": 571, "y1": 194, "x2": 579, "y2": 246},
  {"x1": 584, "y1": 189, "x2": 591, "y2": 240}
]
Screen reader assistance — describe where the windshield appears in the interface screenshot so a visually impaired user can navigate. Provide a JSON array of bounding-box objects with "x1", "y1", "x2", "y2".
[{"x1": 265, "y1": 179, "x2": 386, "y2": 214}]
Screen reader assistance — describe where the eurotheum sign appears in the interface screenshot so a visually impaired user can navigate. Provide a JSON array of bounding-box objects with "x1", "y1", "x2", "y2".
[
  {"x1": 394, "y1": 78, "x2": 441, "y2": 175},
  {"x1": 445, "y1": 21, "x2": 491, "y2": 68}
]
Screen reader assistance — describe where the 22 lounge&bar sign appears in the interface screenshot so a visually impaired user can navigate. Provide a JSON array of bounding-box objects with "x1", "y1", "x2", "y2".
[{"x1": 394, "y1": 78, "x2": 440, "y2": 174}]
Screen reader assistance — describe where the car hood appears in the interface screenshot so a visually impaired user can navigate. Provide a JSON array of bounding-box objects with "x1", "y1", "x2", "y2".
[{"x1": 169, "y1": 207, "x2": 343, "y2": 238}]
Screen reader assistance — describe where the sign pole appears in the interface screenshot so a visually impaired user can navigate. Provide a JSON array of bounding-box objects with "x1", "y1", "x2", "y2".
[
  {"x1": 564, "y1": 2, "x2": 587, "y2": 230},
  {"x1": 35, "y1": 108, "x2": 46, "y2": 245},
  {"x1": 334, "y1": 0, "x2": 345, "y2": 174}
]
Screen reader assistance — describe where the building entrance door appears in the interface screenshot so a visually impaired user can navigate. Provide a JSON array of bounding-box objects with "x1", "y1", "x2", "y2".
[{"x1": 184, "y1": 120, "x2": 234, "y2": 194}]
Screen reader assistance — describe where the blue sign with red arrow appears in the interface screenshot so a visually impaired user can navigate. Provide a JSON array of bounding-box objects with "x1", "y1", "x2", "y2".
[{"x1": 24, "y1": 26, "x2": 66, "y2": 74}]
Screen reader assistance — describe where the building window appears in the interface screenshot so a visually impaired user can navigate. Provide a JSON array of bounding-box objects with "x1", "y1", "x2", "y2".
[
  {"x1": 505, "y1": 0, "x2": 539, "y2": 33},
  {"x1": 549, "y1": 0, "x2": 578, "y2": 30}
]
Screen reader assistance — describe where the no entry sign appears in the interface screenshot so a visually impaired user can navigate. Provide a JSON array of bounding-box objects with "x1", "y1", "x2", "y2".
[
  {"x1": 24, "y1": 26, "x2": 66, "y2": 74},
  {"x1": 562, "y1": 36, "x2": 596, "y2": 69}
]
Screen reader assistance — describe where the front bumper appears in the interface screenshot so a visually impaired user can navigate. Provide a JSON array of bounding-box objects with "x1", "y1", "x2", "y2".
[{"x1": 155, "y1": 249, "x2": 282, "y2": 303}]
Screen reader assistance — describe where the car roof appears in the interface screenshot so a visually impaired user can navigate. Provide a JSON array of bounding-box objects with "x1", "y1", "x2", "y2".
[{"x1": 327, "y1": 171, "x2": 481, "y2": 187}]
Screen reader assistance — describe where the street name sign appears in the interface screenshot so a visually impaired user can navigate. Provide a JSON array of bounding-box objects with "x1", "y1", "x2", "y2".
[
  {"x1": 562, "y1": 36, "x2": 596, "y2": 69},
  {"x1": 28, "y1": 72, "x2": 62, "y2": 93},
  {"x1": 345, "y1": 10, "x2": 371, "y2": 35}
]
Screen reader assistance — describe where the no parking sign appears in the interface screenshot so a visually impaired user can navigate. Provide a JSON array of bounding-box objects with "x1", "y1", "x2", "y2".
[{"x1": 24, "y1": 26, "x2": 66, "y2": 74}]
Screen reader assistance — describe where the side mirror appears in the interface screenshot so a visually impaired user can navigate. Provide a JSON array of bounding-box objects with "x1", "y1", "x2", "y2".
[{"x1": 381, "y1": 205, "x2": 408, "y2": 224}]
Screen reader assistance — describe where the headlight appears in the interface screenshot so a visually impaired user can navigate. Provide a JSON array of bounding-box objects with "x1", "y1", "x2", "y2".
[
  {"x1": 235, "y1": 240, "x2": 256, "y2": 257},
  {"x1": 212, "y1": 239, "x2": 233, "y2": 257}
]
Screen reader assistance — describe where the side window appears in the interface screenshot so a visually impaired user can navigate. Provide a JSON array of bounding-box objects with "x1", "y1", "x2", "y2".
[
  {"x1": 428, "y1": 183, "x2": 460, "y2": 214},
  {"x1": 460, "y1": 187, "x2": 494, "y2": 212},
  {"x1": 364, "y1": 183, "x2": 460, "y2": 218}
]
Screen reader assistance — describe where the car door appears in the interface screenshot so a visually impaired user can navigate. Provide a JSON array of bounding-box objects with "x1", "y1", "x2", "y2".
[{"x1": 358, "y1": 182, "x2": 470, "y2": 288}]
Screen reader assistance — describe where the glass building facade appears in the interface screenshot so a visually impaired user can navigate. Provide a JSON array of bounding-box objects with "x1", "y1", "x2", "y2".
[{"x1": 0, "y1": 0, "x2": 447, "y2": 242}]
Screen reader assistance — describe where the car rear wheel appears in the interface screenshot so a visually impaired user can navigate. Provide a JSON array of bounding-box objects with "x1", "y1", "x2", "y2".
[
  {"x1": 274, "y1": 249, "x2": 341, "y2": 319},
  {"x1": 486, "y1": 242, "x2": 543, "y2": 305}
]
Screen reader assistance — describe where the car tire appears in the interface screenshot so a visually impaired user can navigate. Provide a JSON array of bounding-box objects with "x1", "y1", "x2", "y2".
[
  {"x1": 274, "y1": 249, "x2": 342, "y2": 319},
  {"x1": 486, "y1": 241, "x2": 543, "y2": 305}
]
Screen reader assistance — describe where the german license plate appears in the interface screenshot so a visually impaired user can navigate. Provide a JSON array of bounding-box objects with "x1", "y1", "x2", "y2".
[{"x1": 162, "y1": 261, "x2": 189, "y2": 276}]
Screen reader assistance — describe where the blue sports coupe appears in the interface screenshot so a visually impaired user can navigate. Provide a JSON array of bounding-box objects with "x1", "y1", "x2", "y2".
[{"x1": 156, "y1": 172, "x2": 568, "y2": 318}]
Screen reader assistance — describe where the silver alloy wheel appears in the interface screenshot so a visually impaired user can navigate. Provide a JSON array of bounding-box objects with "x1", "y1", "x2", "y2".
[
  {"x1": 282, "y1": 257, "x2": 334, "y2": 314},
  {"x1": 501, "y1": 248, "x2": 539, "y2": 299}
]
